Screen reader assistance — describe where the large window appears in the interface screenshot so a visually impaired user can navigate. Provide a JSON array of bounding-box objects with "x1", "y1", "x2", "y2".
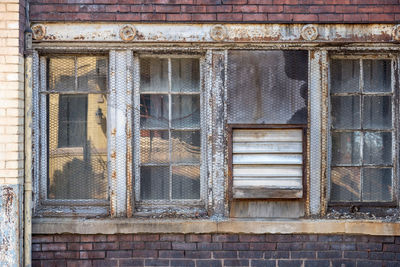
[{"x1": 330, "y1": 57, "x2": 395, "y2": 204}]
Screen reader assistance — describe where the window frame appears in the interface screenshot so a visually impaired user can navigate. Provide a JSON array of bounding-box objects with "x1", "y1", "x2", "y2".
[{"x1": 328, "y1": 53, "x2": 399, "y2": 207}]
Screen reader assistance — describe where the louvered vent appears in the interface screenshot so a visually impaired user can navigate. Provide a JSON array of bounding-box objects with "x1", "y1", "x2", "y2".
[{"x1": 232, "y1": 129, "x2": 303, "y2": 199}]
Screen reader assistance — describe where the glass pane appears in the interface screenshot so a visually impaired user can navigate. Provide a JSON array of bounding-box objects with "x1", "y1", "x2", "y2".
[
  {"x1": 363, "y1": 96, "x2": 392, "y2": 130},
  {"x1": 48, "y1": 94, "x2": 108, "y2": 200},
  {"x1": 363, "y1": 132, "x2": 392, "y2": 165},
  {"x1": 48, "y1": 57, "x2": 75, "y2": 92},
  {"x1": 140, "y1": 166, "x2": 169, "y2": 200},
  {"x1": 171, "y1": 95, "x2": 200, "y2": 129},
  {"x1": 140, "y1": 58, "x2": 169, "y2": 92},
  {"x1": 77, "y1": 56, "x2": 107, "y2": 92},
  {"x1": 227, "y1": 50, "x2": 308, "y2": 124},
  {"x1": 171, "y1": 58, "x2": 200, "y2": 92},
  {"x1": 172, "y1": 166, "x2": 200, "y2": 199},
  {"x1": 140, "y1": 130, "x2": 169, "y2": 164},
  {"x1": 330, "y1": 59, "x2": 360, "y2": 93},
  {"x1": 330, "y1": 167, "x2": 361, "y2": 202},
  {"x1": 140, "y1": 94, "x2": 169, "y2": 128},
  {"x1": 363, "y1": 60, "x2": 391, "y2": 93},
  {"x1": 331, "y1": 132, "x2": 361, "y2": 166},
  {"x1": 362, "y1": 168, "x2": 392, "y2": 201},
  {"x1": 331, "y1": 96, "x2": 360, "y2": 129},
  {"x1": 171, "y1": 130, "x2": 200, "y2": 163}
]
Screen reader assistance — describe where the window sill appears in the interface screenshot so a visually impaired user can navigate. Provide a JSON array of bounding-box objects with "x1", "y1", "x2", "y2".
[{"x1": 32, "y1": 218, "x2": 400, "y2": 236}]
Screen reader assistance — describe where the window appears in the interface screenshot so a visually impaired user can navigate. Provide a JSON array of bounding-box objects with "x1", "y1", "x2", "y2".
[
  {"x1": 37, "y1": 55, "x2": 109, "y2": 213},
  {"x1": 329, "y1": 57, "x2": 395, "y2": 203},
  {"x1": 134, "y1": 56, "x2": 205, "y2": 206}
]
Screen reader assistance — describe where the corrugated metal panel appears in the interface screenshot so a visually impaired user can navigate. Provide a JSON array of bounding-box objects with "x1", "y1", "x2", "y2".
[{"x1": 232, "y1": 129, "x2": 303, "y2": 199}]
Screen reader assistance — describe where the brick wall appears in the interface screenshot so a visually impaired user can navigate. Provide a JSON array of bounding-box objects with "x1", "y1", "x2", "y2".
[
  {"x1": 29, "y1": 0, "x2": 400, "y2": 23},
  {"x1": 32, "y1": 234, "x2": 400, "y2": 266}
]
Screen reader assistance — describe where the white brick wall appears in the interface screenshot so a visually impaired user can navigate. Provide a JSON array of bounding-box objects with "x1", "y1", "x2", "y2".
[{"x1": 0, "y1": 0, "x2": 24, "y2": 185}]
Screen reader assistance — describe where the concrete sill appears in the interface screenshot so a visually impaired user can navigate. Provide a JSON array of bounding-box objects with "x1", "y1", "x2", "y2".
[{"x1": 32, "y1": 218, "x2": 400, "y2": 236}]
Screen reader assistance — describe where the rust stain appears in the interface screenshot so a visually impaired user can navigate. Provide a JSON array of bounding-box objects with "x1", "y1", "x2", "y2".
[
  {"x1": 112, "y1": 170, "x2": 116, "y2": 180},
  {"x1": 3, "y1": 187, "x2": 15, "y2": 223},
  {"x1": 111, "y1": 128, "x2": 116, "y2": 136},
  {"x1": 111, "y1": 151, "x2": 116, "y2": 159}
]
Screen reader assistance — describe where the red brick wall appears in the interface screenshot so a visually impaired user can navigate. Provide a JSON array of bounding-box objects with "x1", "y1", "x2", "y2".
[
  {"x1": 32, "y1": 234, "x2": 400, "y2": 266},
  {"x1": 29, "y1": 0, "x2": 400, "y2": 23}
]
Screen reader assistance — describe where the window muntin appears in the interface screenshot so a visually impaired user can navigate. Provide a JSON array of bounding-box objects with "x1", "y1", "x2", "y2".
[
  {"x1": 330, "y1": 58, "x2": 394, "y2": 203},
  {"x1": 136, "y1": 57, "x2": 202, "y2": 202},
  {"x1": 46, "y1": 56, "x2": 108, "y2": 201}
]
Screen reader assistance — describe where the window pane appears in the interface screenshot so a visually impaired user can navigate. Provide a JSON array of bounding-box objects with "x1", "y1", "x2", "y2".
[
  {"x1": 140, "y1": 94, "x2": 169, "y2": 128},
  {"x1": 363, "y1": 132, "x2": 392, "y2": 165},
  {"x1": 331, "y1": 96, "x2": 360, "y2": 129},
  {"x1": 140, "y1": 58, "x2": 169, "y2": 92},
  {"x1": 140, "y1": 130, "x2": 169, "y2": 164},
  {"x1": 330, "y1": 59, "x2": 360, "y2": 93},
  {"x1": 362, "y1": 168, "x2": 392, "y2": 201},
  {"x1": 171, "y1": 95, "x2": 200, "y2": 129},
  {"x1": 171, "y1": 58, "x2": 200, "y2": 92},
  {"x1": 77, "y1": 56, "x2": 107, "y2": 92},
  {"x1": 330, "y1": 167, "x2": 361, "y2": 202},
  {"x1": 171, "y1": 130, "x2": 200, "y2": 163},
  {"x1": 48, "y1": 57, "x2": 75, "y2": 92},
  {"x1": 227, "y1": 50, "x2": 308, "y2": 124},
  {"x1": 140, "y1": 166, "x2": 169, "y2": 200},
  {"x1": 48, "y1": 94, "x2": 108, "y2": 200},
  {"x1": 363, "y1": 96, "x2": 392, "y2": 129},
  {"x1": 363, "y1": 60, "x2": 391, "y2": 93},
  {"x1": 331, "y1": 132, "x2": 361, "y2": 166},
  {"x1": 172, "y1": 166, "x2": 200, "y2": 199}
]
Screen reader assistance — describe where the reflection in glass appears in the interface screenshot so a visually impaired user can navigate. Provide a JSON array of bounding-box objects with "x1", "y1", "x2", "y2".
[
  {"x1": 331, "y1": 59, "x2": 360, "y2": 93},
  {"x1": 140, "y1": 94, "x2": 169, "y2": 128},
  {"x1": 362, "y1": 168, "x2": 392, "y2": 201},
  {"x1": 140, "y1": 58, "x2": 169, "y2": 92},
  {"x1": 331, "y1": 167, "x2": 361, "y2": 201},
  {"x1": 331, "y1": 132, "x2": 361, "y2": 166},
  {"x1": 363, "y1": 60, "x2": 391, "y2": 93},
  {"x1": 171, "y1": 130, "x2": 200, "y2": 163},
  {"x1": 77, "y1": 57, "x2": 107, "y2": 92},
  {"x1": 363, "y1": 132, "x2": 392, "y2": 165},
  {"x1": 141, "y1": 166, "x2": 169, "y2": 200},
  {"x1": 171, "y1": 58, "x2": 200, "y2": 92},
  {"x1": 172, "y1": 166, "x2": 200, "y2": 199},
  {"x1": 171, "y1": 95, "x2": 200, "y2": 129},
  {"x1": 140, "y1": 130, "x2": 169, "y2": 164},
  {"x1": 48, "y1": 57, "x2": 75, "y2": 91},
  {"x1": 363, "y1": 96, "x2": 392, "y2": 130},
  {"x1": 331, "y1": 96, "x2": 360, "y2": 129}
]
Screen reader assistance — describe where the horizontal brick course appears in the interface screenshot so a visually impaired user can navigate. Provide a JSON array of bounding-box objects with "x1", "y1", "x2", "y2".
[
  {"x1": 29, "y1": 1, "x2": 400, "y2": 23},
  {"x1": 32, "y1": 234, "x2": 400, "y2": 267}
]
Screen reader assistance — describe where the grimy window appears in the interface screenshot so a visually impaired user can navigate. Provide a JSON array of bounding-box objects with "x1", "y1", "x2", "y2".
[
  {"x1": 41, "y1": 55, "x2": 109, "y2": 206},
  {"x1": 330, "y1": 57, "x2": 395, "y2": 203},
  {"x1": 135, "y1": 56, "x2": 203, "y2": 204}
]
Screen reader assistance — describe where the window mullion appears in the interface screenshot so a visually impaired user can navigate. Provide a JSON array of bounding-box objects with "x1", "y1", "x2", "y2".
[
  {"x1": 39, "y1": 56, "x2": 48, "y2": 203},
  {"x1": 168, "y1": 58, "x2": 172, "y2": 201}
]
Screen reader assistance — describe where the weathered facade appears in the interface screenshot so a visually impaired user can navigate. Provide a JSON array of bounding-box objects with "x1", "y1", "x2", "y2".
[{"x1": 1, "y1": 0, "x2": 400, "y2": 266}]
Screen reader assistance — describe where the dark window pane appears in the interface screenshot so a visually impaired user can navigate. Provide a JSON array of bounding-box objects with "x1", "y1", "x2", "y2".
[
  {"x1": 77, "y1": 56, "x2": 107, "y2": 92},
  {"x1": 141, "y1": 166, "x2": 169, "y2": 200},
  {"x1": 363, "y1": 132, "x2": 392, "y2": 165},
  {"x1": 171, "y1": 58, "x2": 200, "y2": 92},
  {"x1": 331, "y1": 132, "x2": 361, "y2": 166},
  {"x1": 140, "y1": 130, "x2": 169, "y2": 164},
  {"x1": 140, "y1": 94, "x2": 169, "y2": 128},
  {"x1": 330, "y1": 59, "x2": 360, "y2": 93},
  {"x1": 171, "y1": 130, "x2": 200, "y2": 163},
  {"x1": 48, "y1": 57, "x2": 75, "y2": 92},
  {"x1": 171, "y1": 95, "x2": 200, "y2": 129},
  {"x1": 48, "y1": 94, "x2": 108, "y2": 200},
  {"x1": 331, "y1": 96, "x2": 360, "y2": 129},
  {"x1": 227, "y1": 50, "x2": 308, "y2": 124},
  {"x1": 362, "y1": 168, "x2": 392, "y2": 201},
  {"x1": 363, "y1": 96, "x2": 392, "y2": 130},
  {"x1": 363, "y1": 60, "x2": 391, "y2": 93},
  {"x1": 140, "y1": 58, "x2": 169, "y2": 92},
  {"x1": 172, "y1": 166, "x2": 200, "y2": 199},
  {"x1": 330, "y1": 167, "x2": 361, "y2": 202}
]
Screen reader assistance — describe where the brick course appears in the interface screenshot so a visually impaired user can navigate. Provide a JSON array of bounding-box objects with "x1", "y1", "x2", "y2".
[{"x1": 32, "y1": 234, "x2": 400, "y2": 266}]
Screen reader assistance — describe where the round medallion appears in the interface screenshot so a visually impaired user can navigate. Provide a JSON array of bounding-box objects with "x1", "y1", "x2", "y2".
[
  {"x1": 31, "y1": 24, "x2": 46, "y2": 40},
  {"x1": 120, "y1": 25, "x2": 137, "y2": 42},
  {"x1": 393, "y1": 25, "x2": 400, "y2": 41},
  {"x1": 301, "y1": 24, "x2": 318, "y2": 41},
  {"x1": 210, "y1": 24, "x2": 227, "y2": 42}
]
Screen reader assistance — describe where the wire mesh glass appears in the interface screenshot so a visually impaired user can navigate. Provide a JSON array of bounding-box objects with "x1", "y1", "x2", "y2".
[{"x1": 330, "y1": 58, "x2": 393, "y2": 203}]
